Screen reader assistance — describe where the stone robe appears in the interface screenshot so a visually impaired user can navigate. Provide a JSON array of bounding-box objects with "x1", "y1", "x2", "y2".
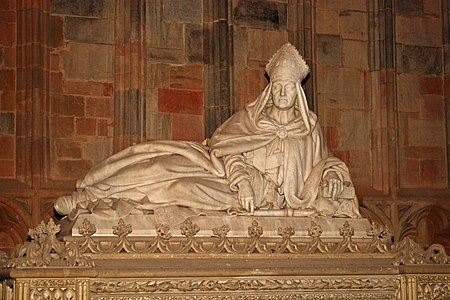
[{"x1": 57, "y1": 84, "x2": 360, "y2": 220}]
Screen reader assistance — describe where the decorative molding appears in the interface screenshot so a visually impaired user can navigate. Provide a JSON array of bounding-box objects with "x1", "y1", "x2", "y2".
[
  {"x1": 91, "y1": 293, "x2": 398, "y2": 300},
  {"x1": 2, "y1": 219, "x2": 450, "y2": 268},
  {"x1": 417, "y1": 275, "x2": 450, "y2": 300},
  {"x1": 90, "y1": 277, "x2": 399, "y2": 294},
  {"x1": 5, "y1": 219, "x2": 93, "y2": 268},
  {"x1": 28, "y1": 279, "x2": 90, "y2": 300},
  {"x1": 393, "y1": 237, "x2": 450, "y2": 266}
]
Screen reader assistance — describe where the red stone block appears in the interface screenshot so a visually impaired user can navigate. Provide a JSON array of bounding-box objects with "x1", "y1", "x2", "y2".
[
  {"x1": 103, "y1": 83, "x2": 113, "y2": 97},
  {"x1": 420, "y1": 95, "x2": 444, "y2": 120},
  {"x1": 51, "y1": 95, "x2": 85, "y2": 117},
  {"x1": 420, "y1": 159, "x2": 447, "y2": 188},
  {"x1": 86, "y1": 98, "x2": 113, "y2": 118},
  {"x1": 0, "y1": 69, "x2": 15, "y2": 91},
  {"x1": 172, "y1": 114, "x2": 204, "y2": 142},
  {"x1": 444, "y1": 75, "x2": 450, "y2": 98},
  {"x1": 170, "y1": 65, "x2": 203, "y2": 90},
  {"x1": 75, "y1": 118, "x2": 97, "y2": 136},
  {"x1": 403, "y1": 146, "x2": 445, "y2": 160},
  {"x1": 0, "y1": 22, "x2": 15, "y2": 46},
  {"x1": 3, "y1": 46, "x2": 16, "y2": 68},
  {"x1": 323, "y1": 126, "x2": 339, "y2": 150},
  {"x1": 419, "y1": 76, "x2": 443, "y2": 95},
  {"x1": 0, "y1": 91, "x2": 15, "y2": 111},
  {"x1": 50, "y1": 72, "x2": 63, "y2": 93},
  {"x1": 8, "y1": 0, "x2": 15, "y2": 10},
  {"x1": 331, "y1": 150, "x2": 350, "y2": 166},
  {"x1": 50, "y1": 53, "x2": 59, "y2": 70},
  {"x1": 158, "y1": 89, "x2": 203, "y2": 115},
  {"x1": 64, "y1": 80, "x2": 115, "y2": 97},
  {"x1": 51, "y1": 116, "x2": 74, "y2": 138},
  {"x1": 0, "y1": 135, "x2": 14, "y2": 159},
  {"x1": 97, "y1": 119, "x2": 108, "y2": 136},
  {"x1": 0, "y1": 10, "x2": 15, "y2": 23},
  {"x1": 0, "y1": 1, "x2": 9, "y2": 9},
  {"x1": 0, "y1": 160, "x2": 14, "y2": 177},
  {"x1": 48, "y1": 15, "x2": 64, "y2": 48},
  {"x1": 56, "y1": 159, "x2": 92, "y2": 179},
  {"x1": 399, "y1": 158, "x2": 420, "y2": 188},
  {"x1": 55, "y1": 139, "x2": 82, "y2": 158}
]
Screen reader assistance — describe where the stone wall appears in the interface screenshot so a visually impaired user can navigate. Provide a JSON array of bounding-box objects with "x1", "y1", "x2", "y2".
[{"x1": 0, "y1": 0, "x2": 449, "y2": 254}]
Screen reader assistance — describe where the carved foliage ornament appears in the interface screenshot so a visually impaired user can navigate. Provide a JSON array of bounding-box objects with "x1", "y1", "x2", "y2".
[
  {"x1": 90, "y1": 277, "x2": 399, "y2": 294},
  {"x1": 5, "y1": 219, "x2": 94, "y2": 268},
  {"x1": 1, "y1": 219, "x2": 450, "y2": 268}
]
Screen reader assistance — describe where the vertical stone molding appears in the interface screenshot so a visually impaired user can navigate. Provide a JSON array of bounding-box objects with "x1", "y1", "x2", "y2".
[
  {"x1": 203, "y1": 0, "x2": 233, "y2": 138},
  {"x1": 114, "y1": 0, "x2": 147, "y2": 151}
]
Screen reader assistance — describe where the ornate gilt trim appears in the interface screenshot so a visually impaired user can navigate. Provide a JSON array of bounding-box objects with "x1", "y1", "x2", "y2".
[
  {"x1": 2, "y1": 219, "x2": 450, "y2": 268},
  {"x1": 91, "y1": 293, "x2": 398, "y2": 300},
  {"x1": 90, "y1": 277, "x2": 399, "y2": 294},
  {"x1": 5, "y1": 219, "x2": 94, "y2": 268}
]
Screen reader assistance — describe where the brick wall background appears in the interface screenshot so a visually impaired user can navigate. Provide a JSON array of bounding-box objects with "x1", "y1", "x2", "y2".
[{"x1": 0, "y1": 0, "x2": 449, "y2": 254}]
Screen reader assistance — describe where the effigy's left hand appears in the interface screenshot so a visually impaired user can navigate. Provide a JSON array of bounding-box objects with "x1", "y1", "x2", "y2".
[{"x1": 323, "y1": 172, "x2": 344, "y2": 201}]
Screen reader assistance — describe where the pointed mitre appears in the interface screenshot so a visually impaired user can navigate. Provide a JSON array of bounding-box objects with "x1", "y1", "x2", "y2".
[{"x1": 265, "y1": 43, "x2": 309, "y2": 83}]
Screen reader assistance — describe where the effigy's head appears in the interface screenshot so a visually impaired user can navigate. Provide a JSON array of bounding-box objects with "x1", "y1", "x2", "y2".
[
  {"x1": 259, "y1": 43, "x2": 312, "y2": 132},
  {"x1": 265, "y1": 43, "x2": 309, "y2": 85}
]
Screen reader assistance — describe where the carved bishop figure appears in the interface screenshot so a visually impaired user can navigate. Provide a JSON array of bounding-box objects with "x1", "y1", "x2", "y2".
[{"x1": 55, "y1": 43, "x2": 361, "y2": 221}]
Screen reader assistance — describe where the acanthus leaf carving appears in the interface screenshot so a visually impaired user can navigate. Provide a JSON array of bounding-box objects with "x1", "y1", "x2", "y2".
[
  {"x1": 393, "y1": 236, "x2": 450, "y2": 266},
  {"x1": 4, "y1": 219, "x2": 94, "y2": 268}
]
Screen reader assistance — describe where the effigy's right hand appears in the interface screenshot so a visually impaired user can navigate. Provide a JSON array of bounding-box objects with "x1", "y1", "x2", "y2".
[{"x1": 237, "y1": 179, "x2": 255, "y2": 214}]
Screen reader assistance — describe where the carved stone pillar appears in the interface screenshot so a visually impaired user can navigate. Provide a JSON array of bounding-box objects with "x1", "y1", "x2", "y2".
[
  {"x1": 203, "y1": 0, "x2": 233, "y2": 138},
  {"x1": 114, "y1": 0, "x2": 147, "y2": 151}
]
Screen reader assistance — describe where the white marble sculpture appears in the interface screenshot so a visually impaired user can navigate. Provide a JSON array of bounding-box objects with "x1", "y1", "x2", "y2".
[{"x1": 55, "y1": 43, "x2": 361, "y2": 221}]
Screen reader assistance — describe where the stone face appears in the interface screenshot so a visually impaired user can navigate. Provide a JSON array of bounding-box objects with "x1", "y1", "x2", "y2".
[
  {"x1": 397, "y1": 45, "x2": 442, "y2": 75},
  {"x1": 316, "y1": 34, "x2": 341, "y2": 67},
  {"x1": 233, "y1": 0, "x2": 287, "y2": 30},
  {"x1": 64, "y1": 17, "x2": 114, "y2": 44},
  {"x1": 163, "y1": 0, "x2": 202, "y2": 24},
  {"x1": 61, "y1": 43, "x2": 113, "y2": 81}
]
